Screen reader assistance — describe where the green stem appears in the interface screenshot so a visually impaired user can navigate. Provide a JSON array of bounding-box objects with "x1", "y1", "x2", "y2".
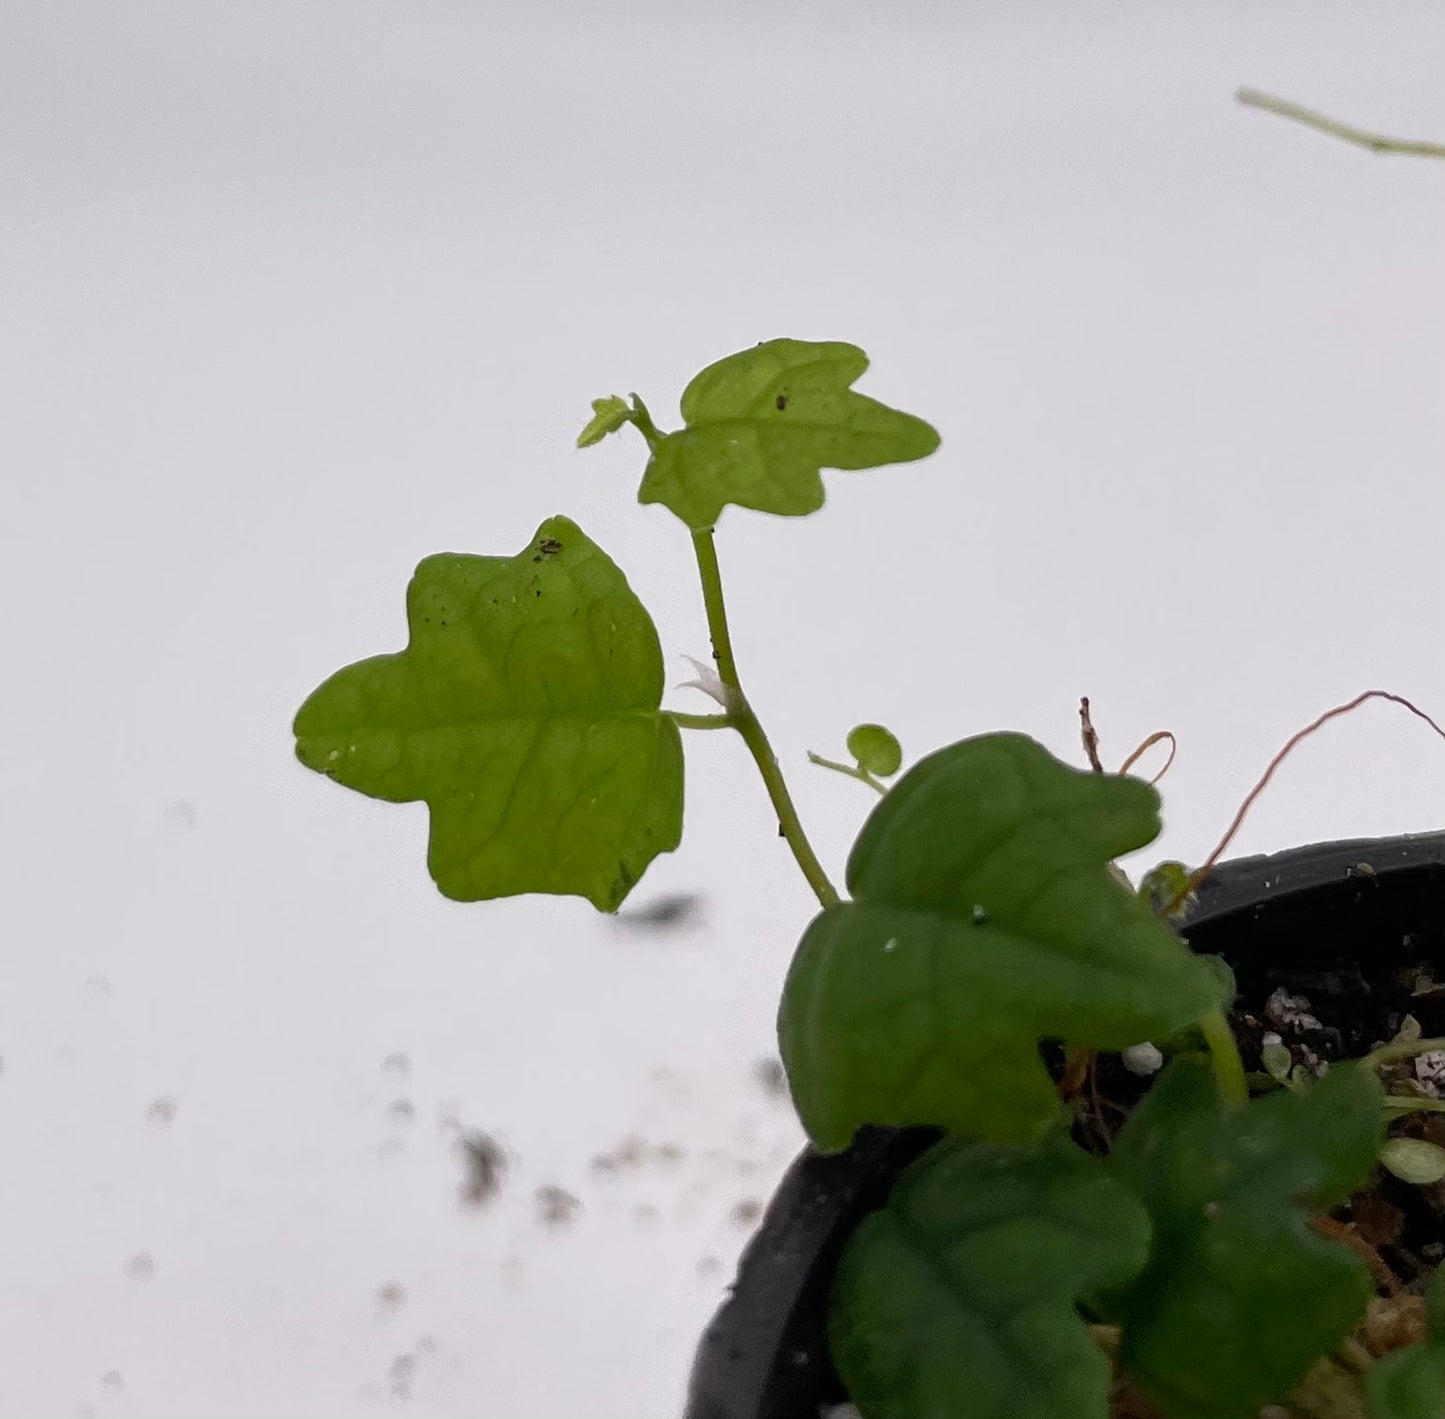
[
  {"x1": 1237, "y1": 88, "x2": 1445, "y2": 159},
  {"x1": 690, "y1": 529, "x2": 741, "y2": 687},
  {"x1": 1363, "y1": 1035, "x2": 1445, "y2": 1070},
  {"x1": 690, "y1": 528, "x2": 840, "y2": 910},
  {"x1": 1200, "y1": 1009, "x2": 1249, "y2": 1107},
  {"x1": 628, "y1": 393, "x2": 665, "y2": 451},
  {"x1": 667, "y1": 711, "x2": 735, "y2": 731},
  {"x1": 1382, "y1": 1094, "x2": 1445, "y2": 1116},
  {"x1": 807, "y1": 751, "x2": 887, "y2": 796}
]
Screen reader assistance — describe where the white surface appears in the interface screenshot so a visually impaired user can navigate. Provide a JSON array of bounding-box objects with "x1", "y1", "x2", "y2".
[{"x1": 2, "y1": 3, "x2": 1443, "y2": 1416}]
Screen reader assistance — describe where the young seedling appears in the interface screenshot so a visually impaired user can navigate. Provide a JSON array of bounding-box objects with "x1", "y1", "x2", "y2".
[{"x1": 296, "y1": 338, "x2": 1444, "y2": 1419}]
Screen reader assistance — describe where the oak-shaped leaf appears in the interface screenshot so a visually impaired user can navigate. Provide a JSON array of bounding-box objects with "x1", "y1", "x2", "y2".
[
  {"x1": 576, "y1": 394, "x2": 632, "y2": 448},
  {"x1": 293, "y1": 516, "x2": 683, "y2": 910},
  {"x1": 1106, "y1": 1054, "x2": 1383, "y2": 1419},
  {"x1": 777, "y1": 733, "x2": 1229, "y2": 1149},
  {"x1": 637, "y1": 339, "x2": 940, "y2": 528},
  {"x1": 1368, "y1": 1268, "x2": 1445, "y2": 1419},
  {"x1": 830, "y1": 1131, "x2": 1151, "y2": 1419}
]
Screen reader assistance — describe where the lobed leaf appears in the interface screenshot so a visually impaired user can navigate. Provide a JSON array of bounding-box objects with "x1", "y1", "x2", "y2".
[
  {"x1": 830, "y1": 1131, "x2": 1151, "y2": 1419},
  {"x1": 637, "y1": 339, "x2": 939, "y2": 528},
  {"x1": 576, "y1": 394, "x2": 632, "y2": 448},
  {"x1": 777, "y1": 733, "x2": 1229, "y2": 1149},
  {"x1": 293, "y1": 516, "x2": 683, "y2": 910},
  {"x1": 1106, "y1": 1055, "x2": 1384, "y2": 1419}
]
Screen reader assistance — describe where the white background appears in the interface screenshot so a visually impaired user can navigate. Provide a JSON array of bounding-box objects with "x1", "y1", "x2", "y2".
[{"x1": 2, "y1": 3, "x2": 1443, "y2": 1416}]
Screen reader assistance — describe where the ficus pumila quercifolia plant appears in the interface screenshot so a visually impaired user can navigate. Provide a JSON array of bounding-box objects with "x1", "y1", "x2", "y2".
[{"x1": 294, "y1": 338, "x2": 1445, "y2": 1419}]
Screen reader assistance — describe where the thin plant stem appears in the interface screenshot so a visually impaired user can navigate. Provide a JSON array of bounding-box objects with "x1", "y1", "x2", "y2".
[
  {"x1": 627, "y1": 393, "x2": 665, "y2": 450},
  {"x1": 690, "y1": 528, "x2": 840, "y2": 910},
  {"x1": 807, "y1": 751, "x2": 887, "y2": 796},
  {"x1": 1200, "y1": 1008, "x2": 1249, "y2": 1107},
  {"x1": 1364, "y1": 1035, "x2": 1445, "y2": 1071},
  {"x1": 667, "y1": 711, "x2": 734, "y2": 731},
  {"x1": 1382, "y1": 1096, "x2": 1445, "y2": 1117},
  {"x1": 1237, "y1": 88, "x2": 1445, "y2": 159},
  {"x1": 690, "y1": 529, "x2": 742, "y2": 689}
]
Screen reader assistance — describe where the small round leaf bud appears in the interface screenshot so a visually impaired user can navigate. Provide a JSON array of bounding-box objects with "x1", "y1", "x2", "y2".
[{"x1": 846, "y1": 723, "x2": 902, "y2": 778}]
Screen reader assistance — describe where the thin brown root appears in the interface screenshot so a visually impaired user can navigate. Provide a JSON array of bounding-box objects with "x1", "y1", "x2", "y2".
[
  {"x1": 1059, "y1": 1044, "x2": 1094, "y2": 1100},
  {"x1": 1118, "y1": 731, "x2": 1177, "y2": 785},
  {"x1": 1164, "y1": 691, "x2": 1445, "y2": 916},
  {"x1": 1080, "y1": 697, "x2": 1103, "y2": 773}
]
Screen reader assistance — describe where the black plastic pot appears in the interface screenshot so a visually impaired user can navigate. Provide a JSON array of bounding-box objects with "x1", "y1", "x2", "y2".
[{"x1": 684, "y1": 831, "x2": 1445, "y2": 1419}]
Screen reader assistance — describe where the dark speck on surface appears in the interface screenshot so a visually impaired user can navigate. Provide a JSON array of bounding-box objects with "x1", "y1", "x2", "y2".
[
  {"x1": 613, "y1": 893, "x2": 705, "y2": 932},
  {"x1": 456, "y1": 1130, "x2": 506, "y2": 1208}
]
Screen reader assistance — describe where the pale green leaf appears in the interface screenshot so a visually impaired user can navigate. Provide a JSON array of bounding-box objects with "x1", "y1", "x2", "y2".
[
  {"x1": 576, "y1": 394, "x2": 632, "y2": 448},
  {"x1": 1260, "y1": 1040, "x2": 1296, "y2": 1087},
  {"x1": 638, "y1": 339, "x2": 939, "y2": 528},
  {"x1": 846, "y1": 723, "x2": 902, "y2": 777},
  {"x1": 294, "y1": 516, "x2": 683, "y2": 910},
  {"x1": 1381, "y1": 1137, "x2": 1445, "y2": 1186}
]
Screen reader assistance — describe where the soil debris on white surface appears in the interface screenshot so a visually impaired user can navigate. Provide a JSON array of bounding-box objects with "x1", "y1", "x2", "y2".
[
  {"x1": 145, "y1": 1094, "x2": 178, "y2": 1127},
  {"x1": 375, "y1": 1280, "x2": 407, "y2": 1311},
  {"x1": 455, "y1": 1130, "x2": 507, "y2": 1208},
  {"x1": 535, "y1": 1184, "x2": 582, "y2": 1229},
  {"x1": 125, "y1": 1251, "x2": 155, "y2": 1282}
]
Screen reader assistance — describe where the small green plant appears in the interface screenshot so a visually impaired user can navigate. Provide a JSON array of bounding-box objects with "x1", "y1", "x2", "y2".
[{"x1": 294, "y1": 338, "x2": 1444, "y2": 1419}]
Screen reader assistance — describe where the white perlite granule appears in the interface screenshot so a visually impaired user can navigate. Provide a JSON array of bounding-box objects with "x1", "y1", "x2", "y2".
[{"x1": 1121, "y1": 1042, "x2": 1165, "y2": 1076}]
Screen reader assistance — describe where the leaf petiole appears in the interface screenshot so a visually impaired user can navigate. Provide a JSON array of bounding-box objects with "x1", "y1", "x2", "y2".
[
  {"x1": 807, "y1": 751, "x2": 887, "y2": 796},
  {"x1": 1364, "y1": 1035, "x2": 1445, "y2": 1071},
  {"x1": 1199, "y1": 1007, "x2": 1249, "y2": 1107},
  {"x1": 667, "y1": 711, "x2": 735, "y2": 731},
  {"x1": 627, "y1": 393, "x2": 664, "y2": 452}
]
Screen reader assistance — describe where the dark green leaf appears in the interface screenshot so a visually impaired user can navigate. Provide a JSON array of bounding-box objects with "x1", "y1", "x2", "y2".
[
  {"x1": 1367, "y1": 1268, "x2": 1445, "y2": 1419},
  {"x1": 777, "y1": 733, "x2": 1228, "y2": 1149},
  {"x1": 637, "y1": 339, "x2": 939, "y2": 528},
  {"x1": 831, "y1": 1131, "x2": 1151, "y2": 1419},
  {"x1": 1107, "y1": 1055, "x2": 1383, "y2": 1419},
  {"x1": 294, "y1": 516, "x2": 683, "y2": 910}
]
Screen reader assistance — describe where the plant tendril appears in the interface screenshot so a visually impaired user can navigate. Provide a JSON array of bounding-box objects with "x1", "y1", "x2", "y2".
[
  {"x1": 1165, "y1": 690, "x2": 1445, "y2": 917},
  {"x1": 1118, "y1": 730, "x2": 1177, "y2": 785}
]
